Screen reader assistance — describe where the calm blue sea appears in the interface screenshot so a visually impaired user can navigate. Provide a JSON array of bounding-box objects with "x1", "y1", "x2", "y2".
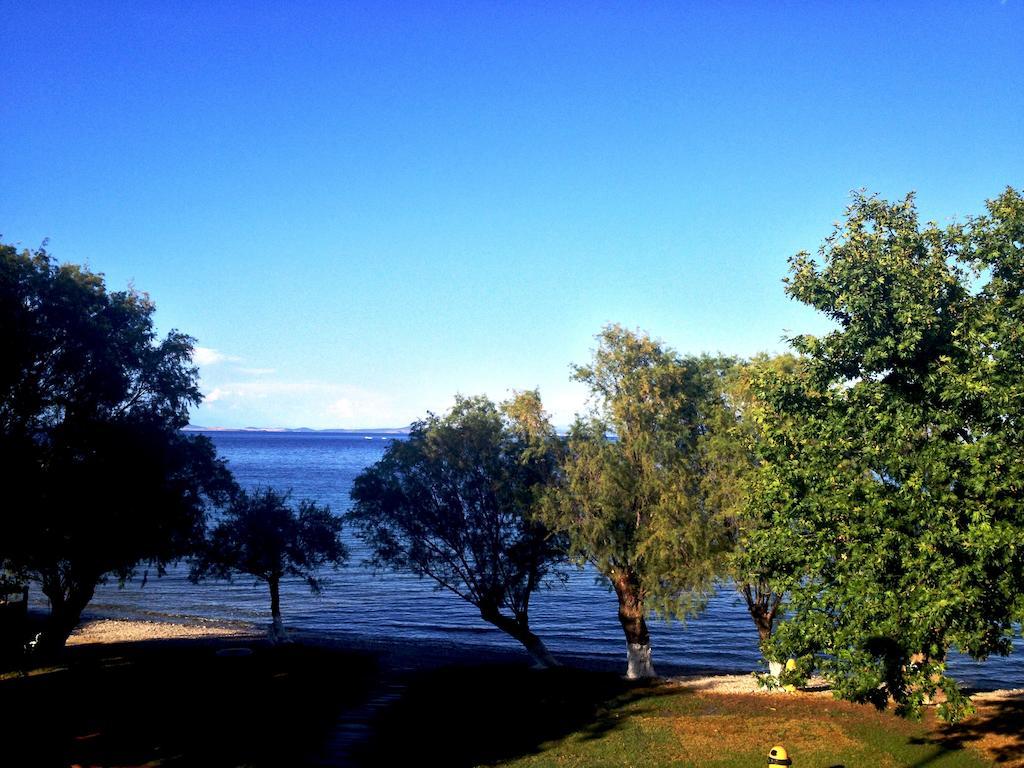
[{"x1": 85, "y1": 431, "x2": 1023, "y2": 689}]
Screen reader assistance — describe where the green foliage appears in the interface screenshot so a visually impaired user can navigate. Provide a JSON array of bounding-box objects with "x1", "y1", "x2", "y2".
[
  {"x1": 542, "y1": 325, "x2": 729, "y2": 622},
  {"x1": 757, "y1": 187, "x2": 1024, "y2": 721},
  {"x1": 191, "y1": 487, "x2": 348, "y2": 594},
  {"x1": 698, "y1": 354, "x2": 806, "y2": 652},
  {"x1": 0, "y1": 241, "x2": 234, "y2": 649},
  {"x1": 346, "y1": 392, "x2": 564, "y2": 662}
]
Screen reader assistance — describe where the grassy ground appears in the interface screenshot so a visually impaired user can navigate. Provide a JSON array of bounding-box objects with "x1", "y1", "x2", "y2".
[
  {"x1": 357, "y1": 665, "x2": 1021, "y2": 768},
  {"x1": 2, "y1": 639, "x2": 1020, "y2": 767},
  {"x1": 0, "y1": 639, "x2": 377, "y2": 767}
]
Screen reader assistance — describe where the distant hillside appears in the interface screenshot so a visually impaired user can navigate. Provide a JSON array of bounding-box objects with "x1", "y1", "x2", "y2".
[{"x1": 183, "y1": 425, "x2": 411, "y2": 434}]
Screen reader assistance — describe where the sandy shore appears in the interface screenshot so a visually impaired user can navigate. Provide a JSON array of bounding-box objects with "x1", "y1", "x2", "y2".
[
  {"x1": 67, "y1": 617, "x2": 259, "y2": 645},
  {"x1": 670, "y1": 672, "x2": 828, "y2": 695},
  {"x1": 670, "y1": 672, "x2": 1024, "y2": 702}
]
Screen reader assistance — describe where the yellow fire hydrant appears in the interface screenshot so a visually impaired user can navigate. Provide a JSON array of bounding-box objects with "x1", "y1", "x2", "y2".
[{"x1": 767, "y1": 744, "x2": 792, "y2": 765}]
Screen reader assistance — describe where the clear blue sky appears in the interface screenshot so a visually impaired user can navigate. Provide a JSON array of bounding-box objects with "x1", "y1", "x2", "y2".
[{"x1": 3, "y1": 1, "x2": 1022, "y2": 428}]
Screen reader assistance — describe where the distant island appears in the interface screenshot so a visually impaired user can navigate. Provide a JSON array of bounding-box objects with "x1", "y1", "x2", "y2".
[{"x1": 183, "y1": 425, "x2": 412, "y2": 434}]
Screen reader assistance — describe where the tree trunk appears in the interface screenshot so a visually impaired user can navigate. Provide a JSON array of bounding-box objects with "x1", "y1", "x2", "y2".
[
  {"x1": 753, "y1": 608, "x2": 774, "y2": 660},
  {"x1": 480, "y1": 607, "x2": 560, "y2": 669},
  {"x1": 267, "y1": 576, "x2": 289, "y2": 643},
  {"x1": 742, "y1": 583, "x2": 780, "y2": 672},
  {"x1": 611, "y1": 568, "x2": 656, "y2": 679},
  {"x1": 37, "y1": 575, "x2": 96, "y2": 654}
]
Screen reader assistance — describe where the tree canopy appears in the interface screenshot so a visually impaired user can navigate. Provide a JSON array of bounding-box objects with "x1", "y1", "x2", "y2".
[
  {"x1": 757, "y1": 187, "x2": 1024, "y2": 720},
  {"x1": 698, "y1": 353, "x2": 806, "y2": 657},
  {"x1": 540, "y1": 325, "x2": 730, "y2": 677},
  {"x1": 0, "y1": 242, "x2": 234, "y2": 650},
  {"x1": 347, "y1": 392, "x2": 565, "y2": 667},
  {"x1": 191, "y1": 487, "x2": 347, "y2": 641}
]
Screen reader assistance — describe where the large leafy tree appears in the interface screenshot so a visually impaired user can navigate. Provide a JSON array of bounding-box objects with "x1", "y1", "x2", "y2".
[
  {"x1": 762, "y1": 188, "x2": 1024, "y2": 720},
  {"x1": 541, "y1": 325, "x2": 728, "y2": 678},
  {"x1": 0, "y1": 242, "x2": 234, "y2": 650},
  {"x1": 190, "y1": 487, "x2": 347, "y2": 642},
  {"x1": 347, "y1": 392, "x2": 565, "y2": 668}
]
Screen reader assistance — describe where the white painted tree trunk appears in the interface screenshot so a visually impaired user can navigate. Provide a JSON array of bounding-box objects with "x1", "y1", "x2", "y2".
[
  {"x1": 625, "y1": 642, "x2": 656, "y2": 679},
  {"x1": 268, "y1": 617, "x2": 290, "y2": 644},
  {"x1": 527, "y1": 637, "x2": 561, "y2": 669},
  {"x1": 768, "y1": 660, "x2": 784, "y2": 678}
]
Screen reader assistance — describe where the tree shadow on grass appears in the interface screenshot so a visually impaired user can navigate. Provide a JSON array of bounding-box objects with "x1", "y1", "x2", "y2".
[
  {"x1": 908, "y1": 694, "x2": 1024, "y2": 767},
  {"x1": 353, "y1": 664, "x2": 682, "y2": 767},
  {"x1": 0, "y1": 638, "x2": 379, "y2": 767}
]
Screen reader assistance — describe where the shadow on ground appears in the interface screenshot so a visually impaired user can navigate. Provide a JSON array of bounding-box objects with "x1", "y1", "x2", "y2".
[
  {"x1": 0, "y1": 638, "x2": 378, "y2": 767},
  {"x1": 912, "y1": 694, "x2": 1024, "y2": 767},
  {"x1": 352, "y1": 664, "x2": 677, "y2": 767}
]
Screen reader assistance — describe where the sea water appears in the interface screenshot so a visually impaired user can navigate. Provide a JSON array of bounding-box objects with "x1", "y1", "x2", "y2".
[{"x1": 85, "y1": 431, "x2": 1023, "y2": 689}]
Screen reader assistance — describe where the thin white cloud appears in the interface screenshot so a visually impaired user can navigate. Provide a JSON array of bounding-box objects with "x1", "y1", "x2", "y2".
[
  {"x1": 204, "y1": 387, "x2": 226, "y2": 403},
  {"x1": 192, "y1": 346, "x2": 239, "y2": 366},
  {"x1": 327, "y1": 398, "x2": 354, "y2": 418},
  {"x1": 235, "y1": 367, "x2": 277, "y2": 376},
  {"x1": 196, "y1": 377, "x2": 400, "y2": 428}
]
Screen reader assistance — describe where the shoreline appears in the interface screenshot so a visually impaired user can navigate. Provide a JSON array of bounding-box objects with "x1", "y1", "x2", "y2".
[
  {"x1": 65, "y1": 615, "x2": 1023, "y2": 701},
  {"x1": 67, "y1": 613, "x2": 767, "y2": 682},
  {"x1": 67, "y1": 616, "x2": 261, "y2": 645}
]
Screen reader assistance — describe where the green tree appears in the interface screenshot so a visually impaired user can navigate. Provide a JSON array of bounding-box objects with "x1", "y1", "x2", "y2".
[
  {"x1": 347, "y1": 392, "x2": 565, "y2": 668},
  {"x1": 699, "y1": 354, "x2": 806, "y2": 667},
  {"x1": 190, "y1": 487, "x2": 348, "y2": 642},
  {"x1": 762, "y1": 188, "x2": 1024, "y2": 720},
  {"x1": 0, "y1": 242, "x2": 234, "y2": 651},
  {"x1": 541, "y1": 325, "x2": 728, "y2": 678}
]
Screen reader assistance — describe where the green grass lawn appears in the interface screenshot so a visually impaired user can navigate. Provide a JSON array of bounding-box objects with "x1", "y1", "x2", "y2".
[
  {"x1": 495, "y1": 688, "x2": 984, "y2": 768},
  {"x1": 359, "y1": 666, "x2": 1012, "y2": 768}
]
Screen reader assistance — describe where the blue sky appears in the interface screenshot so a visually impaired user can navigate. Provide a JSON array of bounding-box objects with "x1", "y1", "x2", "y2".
[{"x1": 3, "y1": 1, "x2": 1022, "y2": 428}]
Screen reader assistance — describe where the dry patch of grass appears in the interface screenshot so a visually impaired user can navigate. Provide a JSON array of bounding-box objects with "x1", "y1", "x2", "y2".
[
  {"x1": 360, "y1": 665, "x2": 1001, "y2": 768},
  {"x1": 667, "y1": 711, "x2": 858, "y2": 756},
  {"x1": 665, "y1": 675, "x2": 1024, "y2": 767},
  {"x1": 929, "y1": 690, "x2": 1024, "y2": 767}
]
